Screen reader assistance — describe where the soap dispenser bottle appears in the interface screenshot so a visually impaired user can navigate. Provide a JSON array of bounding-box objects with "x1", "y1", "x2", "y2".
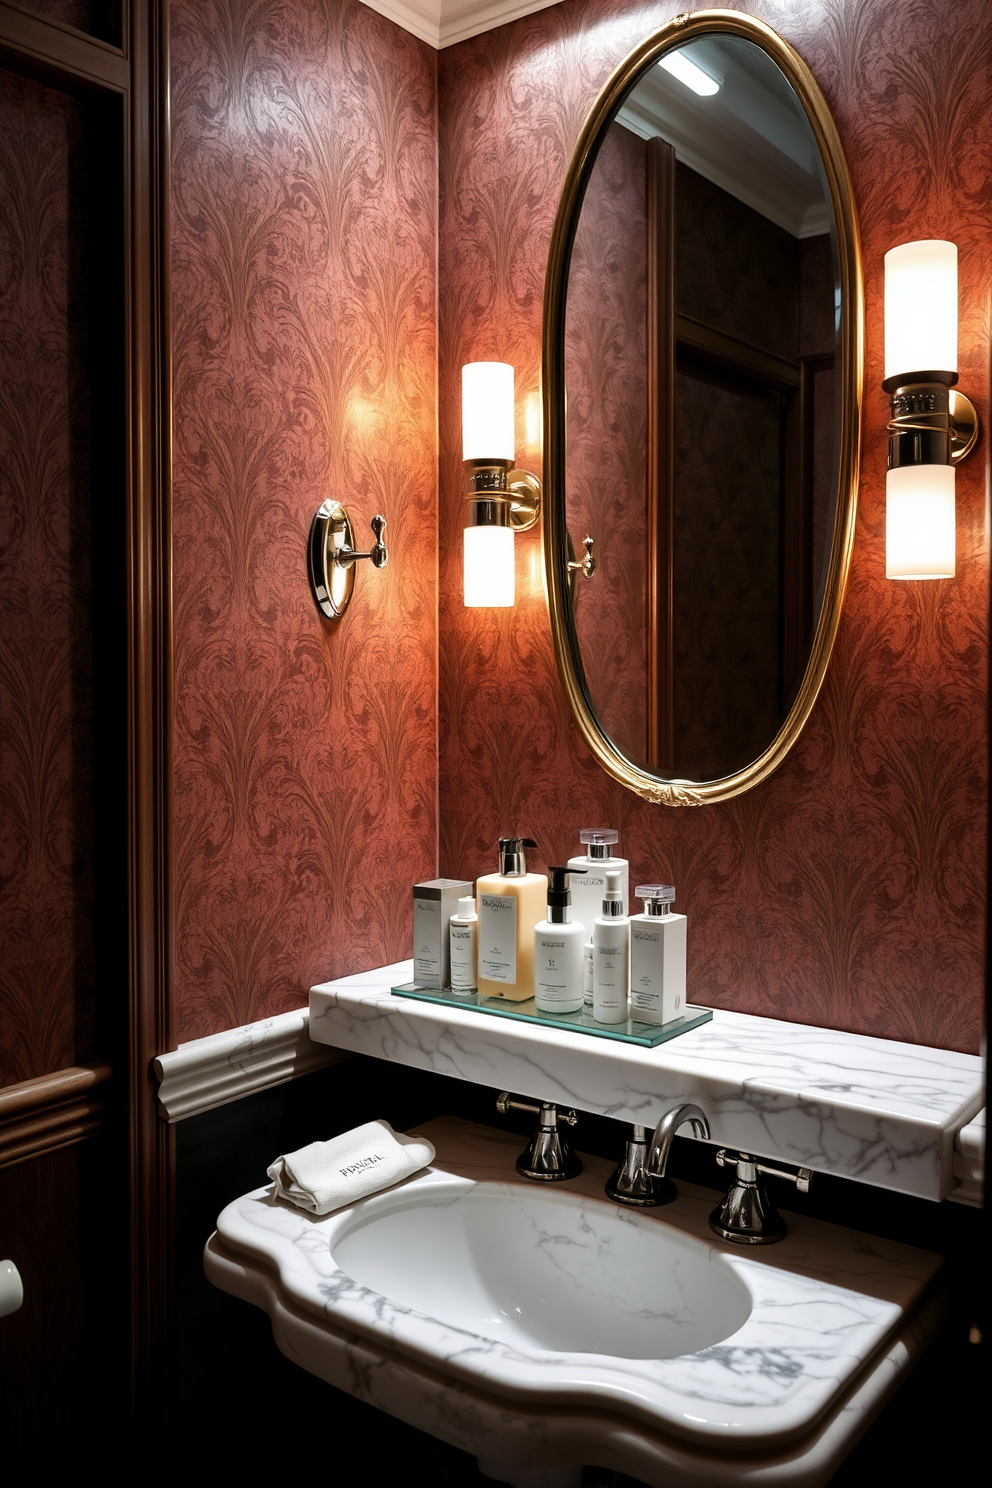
[
  {"x1": 476, "y1": 838, "x2": 547, "y2": 1001},
  {"x1": 629, "y1": 884, "x2": 686, "y2": 1025},
  {"x1": 593, "y1": 868, "x2": 630, "y2": 1024},
  {"x1": 534, "y1": 867, "x2": 587, "y2": 1015},
  {"x1": 568, "y1": 829, "x2": 629, "y2": 938}
]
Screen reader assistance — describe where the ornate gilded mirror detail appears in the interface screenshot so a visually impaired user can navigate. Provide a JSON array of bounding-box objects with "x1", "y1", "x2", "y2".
[{"x1": 543, "y1": 9, "x2": 863, "y2": 805}]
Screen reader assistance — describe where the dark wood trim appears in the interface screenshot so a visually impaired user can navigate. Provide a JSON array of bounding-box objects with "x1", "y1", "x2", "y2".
[
  {"x1": 0, "y1": 1064, "x2": 112, "y2": 1170},
  {"x1": 0, "y1": 1, "x2": 128, "y2": 90},
  {"x1": 675, "y1": 313, "x2": 801, "y2": 392},
  {"x1": 0, "y1": 1062, "x2": 112, "y2": 1118},
  {"x1": 646, "y1": 136, "x2": 675, "y2": 775},
  {"x1": 124, "y1": 0, "x2": 173, "y2": 1432}
]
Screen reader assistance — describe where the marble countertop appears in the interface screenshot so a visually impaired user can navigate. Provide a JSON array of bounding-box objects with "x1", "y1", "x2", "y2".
[
  {"x1": 309, "y1": 961, "x2": 983, "y2": 1201},
  {"x1": 212, "y1": 1116, "x2": 944, "y2": 1452}
]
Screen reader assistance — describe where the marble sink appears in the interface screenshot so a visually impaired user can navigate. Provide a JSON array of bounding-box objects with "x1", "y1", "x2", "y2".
[{"x1": 205, "y1": 1117, "x2": 945, "y2": 1487}]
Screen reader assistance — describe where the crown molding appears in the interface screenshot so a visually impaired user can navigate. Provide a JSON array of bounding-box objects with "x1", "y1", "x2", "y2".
[{"x1": 360, "y1": 0, "x2": 562, "y2": 49}]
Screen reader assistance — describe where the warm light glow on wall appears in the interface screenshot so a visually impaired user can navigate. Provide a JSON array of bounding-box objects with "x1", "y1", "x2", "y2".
[
  {"x1": 464, "y1": 523, "x2": 514, "y2": 606},
  {"x1": 462, "y1": 362, "x2": 515, "y2": 461},
  {"x1": 884, "y1": 240, "x2": 957, "y2": 379},
  {"x1": 885, "y1": 464, "x2": 955, "y2": 579}
]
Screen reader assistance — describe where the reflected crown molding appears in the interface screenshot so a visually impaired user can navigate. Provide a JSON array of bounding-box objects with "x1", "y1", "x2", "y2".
[{"x1": 360, "y1": 0, "x2": 561, "y2": 48}]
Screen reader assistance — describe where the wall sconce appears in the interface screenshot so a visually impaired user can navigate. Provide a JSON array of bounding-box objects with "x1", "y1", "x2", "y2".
[
  {"x1": 884, "y1": 240, "x2": 978, "y2": 579},
  {"x1": 462, "y1": 362, "x2": 541, "y2": 606},
  {"x1": 308, "y1": 502, "x2": 388, "y2": 618}
]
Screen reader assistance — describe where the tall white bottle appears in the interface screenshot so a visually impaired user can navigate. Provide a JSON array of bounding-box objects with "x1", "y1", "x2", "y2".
[
  {"x1": 592, "y1": 869, "x2": 629, "y2": 1024},
  {"x1": 568, "y1": 829, "x2": 629, "y2": 939},
  {"x1": 629, "y1": 885, "x2": 686, "y2": 1026},
  {"x1": 448, "y1": 896, "x2": 478, "y2": 996},
  {"x1": 534, "y1": 867, "x2": 587, "y2": 1014}
]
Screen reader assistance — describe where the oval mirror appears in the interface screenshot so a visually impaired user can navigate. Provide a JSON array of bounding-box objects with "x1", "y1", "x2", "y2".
[{"x1": 543, "y1": 11, "x2": 862, "y2": 805}]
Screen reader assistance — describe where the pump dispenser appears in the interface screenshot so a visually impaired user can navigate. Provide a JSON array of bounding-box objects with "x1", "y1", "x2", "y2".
[
  {"x1": 629, "y1": 884, "x2": 686, "y2": 1025},
  {"x1": 568, "y1": 828, "x2": 629, "y2": 937},
  {"x1": 534, "y1": 867, "x2": 587, "y2": 1014},
  {"x1": 593, "y1": 868, "x2": 630, "y2": 1024},
  {"x1": 476, "y1": 837, "x2": 547, "y2": 1001}
]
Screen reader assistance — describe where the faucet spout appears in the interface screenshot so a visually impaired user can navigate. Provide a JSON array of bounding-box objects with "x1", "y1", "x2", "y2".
[{"x1": 645, "y1": 1103, "x2": 710, "y2": 1180}]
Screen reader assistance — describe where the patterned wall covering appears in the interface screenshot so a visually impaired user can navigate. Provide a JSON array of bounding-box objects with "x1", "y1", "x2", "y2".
[
  {"x1": 566, "y1": 121, "x2": 649, "y2": 766},
  {"x1": 437, "y1": 0, "x2": 989, "y2": 1053},
  {"x1": 0, "y1": 74, "x2": 95, "y2": 1085},
  {"x1": 171, "y1": 0, "x2": 438, "y2": 1038}
]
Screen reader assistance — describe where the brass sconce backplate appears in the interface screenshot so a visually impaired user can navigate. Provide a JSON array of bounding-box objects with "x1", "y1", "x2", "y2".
[
  {"x1": 308, "y1": 499, "x2": 390, "y2": 621},
  {"x1": 309, "y1": 500, "x2": 355, "y2": 618}
]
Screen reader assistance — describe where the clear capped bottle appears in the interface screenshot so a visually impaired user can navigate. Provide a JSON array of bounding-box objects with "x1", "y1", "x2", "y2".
[
  {"x1": 629, "y1": 884, "x2": 686, "y2": 1026},
  {"x1": 568, "y1": 829, "x2": 629, "y2": 939}
]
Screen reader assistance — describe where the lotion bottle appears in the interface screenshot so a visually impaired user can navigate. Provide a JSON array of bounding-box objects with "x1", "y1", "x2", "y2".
[
  {"x1": 476, "y1": 838, "x2": 547, "y2": 1001},
  {"x1": 448, "y1": 896, "x2": 478, "y2": 996},
  {"x1": 568, "y1": 829, "x2": 629, "y2": 938},
  {"x1": 534, "y1": 867, "x2": 587, "y2": 1014},
  {"x1": 629, "y1": 885, "x2": 686, "y2": 1025},
  {"x1": 593, "y1": 868, "x2": 629, "y2": 1024}
]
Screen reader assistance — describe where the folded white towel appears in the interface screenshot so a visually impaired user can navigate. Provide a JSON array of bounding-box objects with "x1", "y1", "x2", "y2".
[{"x1": 267, "y1": 1120, "x2": 435, "y2": 1216}]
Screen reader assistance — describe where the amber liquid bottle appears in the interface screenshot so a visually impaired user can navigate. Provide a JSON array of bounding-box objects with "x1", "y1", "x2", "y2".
[{"x1": 476, "y1": 837, "x2": 547, "y2": 1001}]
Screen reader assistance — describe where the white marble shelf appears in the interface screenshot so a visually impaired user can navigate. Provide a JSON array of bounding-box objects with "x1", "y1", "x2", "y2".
[{"x1": 309, "y1": 961, "x2": 983, "y2": 1202}]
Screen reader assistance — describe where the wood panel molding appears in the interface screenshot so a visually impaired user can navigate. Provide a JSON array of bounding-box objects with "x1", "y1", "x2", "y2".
[
  {"x1": 0, "y1": 1063, "x2": 112, "y2": 1169},
  {"x1": 0, "y1": 2, "x2": 128, "y2": 89}
]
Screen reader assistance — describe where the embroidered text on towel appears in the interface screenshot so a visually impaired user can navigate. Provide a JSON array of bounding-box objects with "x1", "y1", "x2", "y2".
[{"x1": 340, "y1": 1152, "x2": 386, "y2": 1177}]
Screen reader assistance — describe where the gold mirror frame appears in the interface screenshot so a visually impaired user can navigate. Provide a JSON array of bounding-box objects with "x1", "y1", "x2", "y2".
[{"x1": 542, "y1": 9, "x2": 863, "y2": 806}]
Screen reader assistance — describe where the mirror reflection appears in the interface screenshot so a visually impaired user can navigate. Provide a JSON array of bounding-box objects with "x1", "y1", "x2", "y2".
[{"x1": 565, "y1": 35, "x2": 839, "y2": 781}]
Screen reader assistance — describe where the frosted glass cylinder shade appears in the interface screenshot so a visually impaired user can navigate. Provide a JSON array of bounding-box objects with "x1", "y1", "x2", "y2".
[
  {"x1": 462, "y1": 363, "x2": 515, "y2": 462},
  {"x1": 886, "y1": 463, "x2": 955, "y2": 579},
  {"x1": 884, "y1": 240, "x2": 957, "y2": 380},
  {"x1": 464, "y1": 523, "x2": 514, "y2": 606}
]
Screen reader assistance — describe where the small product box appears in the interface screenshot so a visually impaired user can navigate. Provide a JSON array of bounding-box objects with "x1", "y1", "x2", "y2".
[{"x1": 413, "y1": 879, "x2": 473, "y2": 989}]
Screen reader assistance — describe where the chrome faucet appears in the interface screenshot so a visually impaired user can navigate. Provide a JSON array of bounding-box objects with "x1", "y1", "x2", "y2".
[
  {"x1": 606, "y1": 1103, "x2": 710, "y2": 1207},
  {"x1": 496, "y1": 1092, "x2": 582, "y2": 1182}
]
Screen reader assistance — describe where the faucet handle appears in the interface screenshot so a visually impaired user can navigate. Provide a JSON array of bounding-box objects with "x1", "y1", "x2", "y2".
[
  {"x1": 496, "y1": 1092, "x2": 539, "y2": 1116},
  {"x1": 715, "y1": 1150, "x2": 813, "y2": 1194}
]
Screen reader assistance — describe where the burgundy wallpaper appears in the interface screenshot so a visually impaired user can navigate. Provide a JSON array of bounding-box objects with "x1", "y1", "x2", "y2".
[
  {"x1": 437, "y1": 0, "x2": 988, "y2": 1053},
  {"x1": 0, "y1": 74, "x2": 95, "y2": 1085},
  {"x1": 565, "y1": 121, "x2": 649, "y2": 765},
  {"x1": 171, "y1": 0, "x2": 438, "y2": 1038}
]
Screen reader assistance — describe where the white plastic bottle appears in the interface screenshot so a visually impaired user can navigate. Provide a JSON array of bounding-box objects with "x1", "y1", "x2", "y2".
[
  {"x1": 568, "y1": 829, "x2": 629, "y2": 939},
  {"x1": 449, "y1": 896, "x2": 478, "y2": 996},
  {"x1": 582, "y1": 936, "x2": 595, "y2": 1009},
  {"x1": 629, "y1": 885, "x2": 686, "y2": 1026},
  {"x1": 534, "y1": 867, "x2": 587, "y2": 1014},
  {"x1": 592, "y1": 869, "x2": 629, "y2": 1024}
]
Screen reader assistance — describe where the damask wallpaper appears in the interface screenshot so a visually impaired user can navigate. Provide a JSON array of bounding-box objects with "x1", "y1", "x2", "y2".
[
  {"x1": 437, "y1": 0, "x2": 988, "y2": 1053},
  {"x1": 171, "y1": 0, "x2": 439, "y2": 1038},
  {"x1": 0, "y1": 74, "x2": 95, "y2": 1085}
]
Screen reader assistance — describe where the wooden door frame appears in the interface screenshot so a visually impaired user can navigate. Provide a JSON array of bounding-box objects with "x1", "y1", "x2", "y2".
[{"x1": 0, "y1": 0, "x2": 174, "y2": 1430}]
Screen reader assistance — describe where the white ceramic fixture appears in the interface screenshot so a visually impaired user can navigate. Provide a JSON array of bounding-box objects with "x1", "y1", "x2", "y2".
[{"x1": 207, "y1": 1117, "x2": 944, "y2": 1488}]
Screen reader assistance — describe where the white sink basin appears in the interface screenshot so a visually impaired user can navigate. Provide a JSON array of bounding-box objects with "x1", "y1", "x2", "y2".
[
  {"x1": 206, "y1": 1117, "x2": 944, "y2": 1488},
  {"x1": 334, "y1": 1182, "x2": 751, "y2": 1360}
]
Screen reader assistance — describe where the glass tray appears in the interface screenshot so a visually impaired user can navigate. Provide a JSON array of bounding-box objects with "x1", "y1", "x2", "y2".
[{"x1": 391, "y1": 983, "x2": 712, "y2": 1048}]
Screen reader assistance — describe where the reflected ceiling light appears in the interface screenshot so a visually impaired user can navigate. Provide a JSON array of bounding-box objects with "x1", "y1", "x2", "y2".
[
  {"x1": 883, "y1": 240, "x2": 978, "y2": 580},
  {"x1": 659, "y1": 50, "x2": 720, "y2": 97},
  {"x1": 462, "y1": 362, "x2": 541, "y2": 607}
]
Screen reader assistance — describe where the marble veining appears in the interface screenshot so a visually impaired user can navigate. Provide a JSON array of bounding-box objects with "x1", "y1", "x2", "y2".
[
  {"x1": 308, "y1": 963, "x2": 983, "y2": 1200},
  {"x1": 211, "y1": 1117, "x2": 942, "y2": 1456}
]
